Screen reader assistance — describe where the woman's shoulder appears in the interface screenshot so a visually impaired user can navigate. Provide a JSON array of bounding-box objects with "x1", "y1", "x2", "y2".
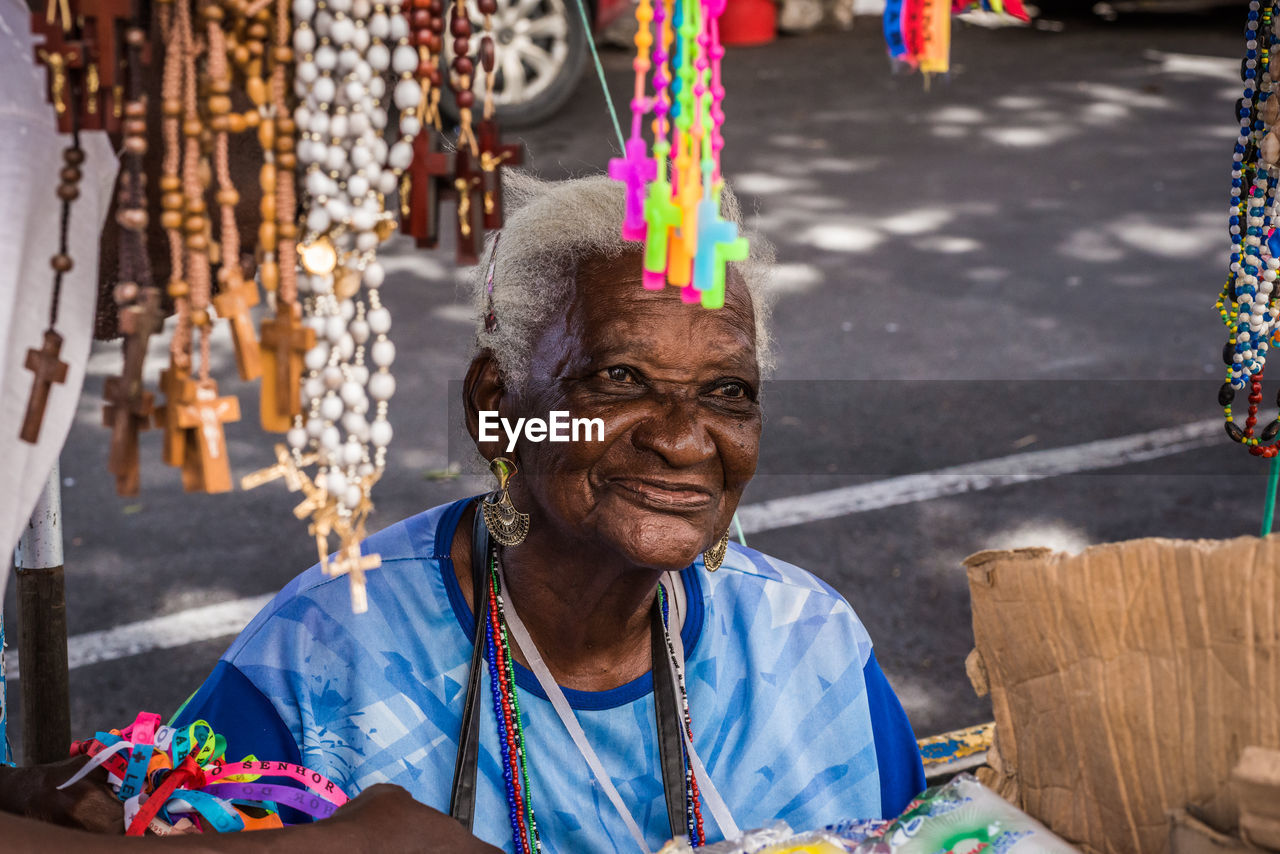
[
  {"x1": 698, "y1": 542, "x2": 875, "y2": 669},
  {"x1": 223, "y1": 499, "x2": 468, "y2": 661}
]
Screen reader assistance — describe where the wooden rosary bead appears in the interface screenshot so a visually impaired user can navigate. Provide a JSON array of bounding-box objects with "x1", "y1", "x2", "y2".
[
  {"x1": 248, "y1": 20, "x2": 268, "y2": 37},
  {"x1": 202, "y1": 4, "x2": 224, "y2": 21},
  {"x1": 125, "y1": 136, "x2": 147, "y2": 155},
  {"x1": 257, "y1": 120, "x2": 275, "y2": 149},
  {"x1": 453, "y1": 55, "x2": 473, "y2": 76},
  {"x1": 210, "y1": 76, "x2": 232, "y2": 94},
  {"x1": 56, "y1": 183, "x2": 79, "y2": 202},
  {"x1": 477, "y1": 0, "x2": 496, "y2": 13},
  {"x1": 417, "y1": 59, "x2": 434, "y2": 77},
  {"x1": 248, "y1": 39, "x2": 264, "y2": 58},
  {"x1": 190, "y1": 308, "x2": 210, "y2": 327},
  {"x1": 277, "y1": 117, "x2": 296, "y2": 136},
  {"x1": 113, "y1": 281, "x2": 139, "y2": 304},
  {"x1": 450, "y1": 10, "x2": 470, "y2": 37},
  {"x1": 160, "y1": 175, "x2": 181, "y2": 193},
  {"x1": 456, "y1": 88, "x2": 474, "y2": 108},
  {"x1": 126, "y1": 26, "x2": 146, "y2": 46},
  {"x1": 183, "y1": 118, "x2": 204, "y2": 137},
  {"x1": 162, "y1": 190, "x2": 184, "y2": 211},
  {"x1": 258, "y1": 221, "x2": 277, "y2": 250},
  {"x1": 186, "y1": 232, "x2": 209, "y2": 252},
  {"x1": 259, "y1": 195, "x2": 276, "y2": 221},
  {"x1": 453, "y1": 37, "x2": 470, "y2": 56},
  {"x1": 246, "y1": 77, "x2": 267, "y2": 106},
  {"x1": 273, "y1": 45, "x2": 293, "y2": 63},
  {"x1": 278, "y1": 219, "x2": 298, "y2": 239},
  {"x1": 427, "y1": 66, "x2": 442, "y2": 86},
  {"x1": 161, "y1": 210, "x2": 183, "y2": 229},
  {"x1": 210, "y1": 95, "x2": 233, "y2": 115},
  {"x1": 242, "y1": 110, "x2": 261, "y2": 129},
  {"x1": 233, "y1": 44, "x2": 252, "y2": 65},
  {"x1": 275, "y1": 134, "x2": 295, "y2": 154},
  {"x1": 186, "y1": 196, "x2": 207, "y2": 215},
  {"x1": 411, "y1": 8, "x2": 431, "y2": 27},
  {"x1": 168, "y1": 279, "x2": 190, "y2": 297},
  {"x1": 123, "y1": 118, "x2": 146, "y2": 136},
  {"x1": 63, "y1": 147, "x2": 85, "y2": 165},
  {"x1": 259, "y1": 162, "x2": 276, "y2": 189},
  {"x1": 429, "y1": 0, "x2": 443, "y2": 13},
  {"x1": 425, "y1": 32, "x2": 442, "y2": 53},
  {"x1": 124, "y1": 101, "x2": 146, "y2": 118},
  {"x1": 259, "y1": 261, "x2": 279, "y2": 292},
  {"x1": 277, "y1": 151, "x2": 297, "y2": 170},
  {"x1": 211, "y1": 115, "x2": 230, "y2": 132},
  {"x1": 216, "y1": 187, "x2": 240, "y2": 206},
  {"x1": 50, "y1": 253, "x2": 73, "y2": 273},
  {"x1": 60, "y1": 166, "x2": 82, "y2": 184},
  {"x1": 184, "y1": 215, "x2": 207, "y2": 234},
  {"x1": 227, "y1": 113, "x2": 248, "y2": 133}
]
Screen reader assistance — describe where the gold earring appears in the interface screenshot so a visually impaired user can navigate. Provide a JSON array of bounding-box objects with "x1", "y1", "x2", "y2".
[
  {"x1": 482, "y1": 457, "x2": 529, "y2": 547},
  {"x1": 703, "y1": 531, "x2": 729, "y2": 572}
]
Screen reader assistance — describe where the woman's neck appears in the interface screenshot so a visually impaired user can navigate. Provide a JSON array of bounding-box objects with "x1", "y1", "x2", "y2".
[{"x1": 451, "y1": 503, "x2": 660, "y2": 692}]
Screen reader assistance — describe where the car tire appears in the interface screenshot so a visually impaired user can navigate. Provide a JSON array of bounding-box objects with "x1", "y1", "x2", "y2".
[{"x1": 440, "y1": 0, "x2": 590, "y2": 129}]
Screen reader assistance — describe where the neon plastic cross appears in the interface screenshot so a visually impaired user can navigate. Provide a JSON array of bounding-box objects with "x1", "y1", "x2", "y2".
[
  {"x1": 694, "y1": 184, "x2": 749, "y2": 309},
  {"x1": 609, "y1": 137, "x2": 657, "y2": 242}
]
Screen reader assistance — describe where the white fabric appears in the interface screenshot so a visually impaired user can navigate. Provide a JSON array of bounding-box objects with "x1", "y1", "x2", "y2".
[{"x1": 0, "y1": 0, "x2": 119, "y2": 598}]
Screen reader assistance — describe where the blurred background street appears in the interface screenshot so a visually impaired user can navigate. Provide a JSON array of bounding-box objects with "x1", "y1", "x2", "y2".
[{"x1": 4, "y1": 5, "x2": 1261, "y2": 757}]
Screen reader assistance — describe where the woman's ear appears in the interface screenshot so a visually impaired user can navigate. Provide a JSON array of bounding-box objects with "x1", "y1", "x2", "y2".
[{"x1": 464, "y1": 351, "x2": 506, "y2": 462}]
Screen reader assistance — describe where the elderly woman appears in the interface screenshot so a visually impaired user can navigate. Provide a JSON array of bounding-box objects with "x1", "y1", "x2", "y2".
[{"x1": 168, "y1": 173, "x2": 925, "y2": 851}]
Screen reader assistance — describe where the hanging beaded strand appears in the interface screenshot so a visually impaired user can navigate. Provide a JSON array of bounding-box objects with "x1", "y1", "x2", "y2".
[
  {"x1": 1221, "y1": 0, "x2": 1280, "y2": 454},
  {"x1": 657, "y1": 583, "x2": 705, "y2": 847}
]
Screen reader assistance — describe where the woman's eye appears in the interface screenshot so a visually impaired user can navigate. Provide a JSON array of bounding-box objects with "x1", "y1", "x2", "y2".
[
  {"x1": 713, "y1": 381, "x2": 750, "y2": 400},
  {"x1": 605, "y1": 366, "x2": 635, "y2": 383}
]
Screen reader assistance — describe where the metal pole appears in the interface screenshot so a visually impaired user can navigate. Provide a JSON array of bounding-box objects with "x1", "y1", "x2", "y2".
[{"x1": 15, "y1": 462, "x2": 69, "y2": 765}]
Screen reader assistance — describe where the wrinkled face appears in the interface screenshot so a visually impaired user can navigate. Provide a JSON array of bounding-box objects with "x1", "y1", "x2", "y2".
[{"x1": 506, "y1": 250, "x2": 762, "y2": 572}]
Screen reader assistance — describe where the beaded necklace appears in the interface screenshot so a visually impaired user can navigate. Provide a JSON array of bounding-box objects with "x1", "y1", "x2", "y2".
[
  {"x1": 484, "y1": 553, "x2": 707, "y2": 852},
  {"x1": 1220, "y1": 1, "x2": 1280, "y2": 454}
]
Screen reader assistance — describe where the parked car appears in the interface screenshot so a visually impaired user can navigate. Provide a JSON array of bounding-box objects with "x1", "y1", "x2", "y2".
[{"x1": 443, "y1": 0, "x2": 632, "y2": 128}]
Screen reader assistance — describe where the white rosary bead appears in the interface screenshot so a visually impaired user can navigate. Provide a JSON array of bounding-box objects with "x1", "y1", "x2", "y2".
[
  {"x1": 350, "y1": 144, "x2": 374, "y2": 170},
  {"x1": 367, "y1": 43, "x2": 391, "y2": 71},
  {"x1": 306, "y1": 416, "x2": 326, "y2": 438},
  {"x1": 352, "y1": 26, "x2": 371, "y2": 52},
  {"x1": 330, "y1": 16, "x2": 355, "y2": 46},
  {"x1": 294, "y1": 26, "x2": 317, "y2": 54},
  {"x1": 305, "y1": 376, "x2": 327, "y2": 400},
  {"x1": 389, "y1": 12, "x2": 408, "y2": 39},
  {"x1": 347, "y1": 174, "x2": 370, "y2": 198},
  {"x1": 369, "y1": 76, "x2": 387, "y2": 100},
  {"x1": 351, "y1": 207, "x2": 378, "y2": 233},
  {"x1": 352, "y1": 0, "x2": 371, "y2": 15},
  {"x1": 293, "y1": 0, "x2": 316, "y2": 19},
  {"x1": 368, "y1": 11, "x2": 390, "y2": 38},
  {"x1": 288, "y1": 427, "x2": 310, "y2": 450},
  {"x1": 343, "y1": 412, "x2": 370, "y2": 440},
  {"x1": 328, "y1": 0, "x2": 352, "y2": 12},
  {"x1": 339, "y1": 47, "x2": 360, "y2": 72},
  {"x1": 325, "y1": 197, "x2": 351, "y2": 223},
  {"x1": 311, "y1": 76, "x2": 336, "y2": 105},
  {"x1": 314, "y1": 45, "x2": 337, "y2": 71},
  {"x1": 314, "y1": 9, "x2": 333, "y2": 34},
  {"x1": 337, "y1": 333, "x2": 357, "y2": 362},
  {"x1": 345, "y1": 79, "x2": 369, "y2": 104},
  {"x1": 306, "y1": 206, "x2": 332, "y2": 235},
  {"x1": 391, "y1": 44, "x2": 417, "y2": 74},
  {"x1": 369, "y1": 372, "x2": 396, "y2": 402},
  {"x1": 342, "y1": 484, "x2": 364, "y2": 510},
  {"x1": 371, "y1": 338, "x2": 396, "y2": 367},
  {"x1": 340, "y1": 299, "x2": 357, "y2": 321},
  {"x1": 321, "y1": 393, "x2": 346, "y2": 422},
  {"x1": 304, "y1": 341, "x2": 331, "y2": 372},
  {"x1": 393, "y1": 78, "x2": 421, "y2": 110},
  {"x1": 377, "y1": 170, "x2": 398, "y2": 196},
  {"x1": 349, "y1": 318, "x2": 371, "y2": 344},
  {"x1": 329, "y1": 112, "x2": 350, "y2": 140},
  {"x1": 341, "y1": 380, "x2": 367, "y2": 408},
  {"x1": 367, "y1": 306, "x2": 391, "y2": 334},
  {"x1": 325, "y1": 468, "x2": 347, "y2": 496},
  {"x1": 309, "y1": 272, "x2": 335, "y2": 295},
  {"x1": 348, "y1": 111, "x2": 371, "y2": 136},
  {"x1": 297, "y1": 61, "x2": 320, "y2": 85},
  {"x1": 356, "y1": 231, "x2": 380, "y2": 251},
  {"x1": 323, "y1": 365, "x2": 345, "y2": 389},
  {"x1": 370, "y1": 419, "x2": 393, "y2": 448},
  {"x1": 400, "y1": 113, "x2": 421, "y2": 137},
  {"x1": 327, "y1": 314, "x2": 350, "y2": 344}
]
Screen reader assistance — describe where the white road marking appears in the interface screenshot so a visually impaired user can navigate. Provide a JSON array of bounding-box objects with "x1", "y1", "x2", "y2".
[{"x1": 3, "y1": 419, "x2": 1223, "y2": 677}]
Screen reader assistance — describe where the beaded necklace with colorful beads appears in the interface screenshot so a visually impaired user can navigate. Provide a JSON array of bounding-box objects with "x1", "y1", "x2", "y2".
[
  {"x1": 483, "y1": 550, "x2": 706, "y2": 853},
  {"x1": 1220, "y1": 0, "x2": 1280, "y2": 455}
]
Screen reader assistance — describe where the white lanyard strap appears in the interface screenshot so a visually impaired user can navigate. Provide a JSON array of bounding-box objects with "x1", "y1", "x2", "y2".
[
  {"x1": 663, "y1": 593, "x2": 741, "y2": 841},
  {"x1": 498, "y1": 569, "x2": 653, "y2": 854}
]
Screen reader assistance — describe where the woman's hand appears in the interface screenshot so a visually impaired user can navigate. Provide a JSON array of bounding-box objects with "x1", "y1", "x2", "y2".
[
  {"x1": 0, "y1": 754, "x2": 123, "y2": 834},
  {"x1": 322, "y1": 784, "x2": 503, "y2": 854}
]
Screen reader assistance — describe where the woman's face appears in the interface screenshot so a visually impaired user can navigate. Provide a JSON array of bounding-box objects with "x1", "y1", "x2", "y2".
[{"x1": 506, "y1": 250, "x2": 762, "y2": 572}]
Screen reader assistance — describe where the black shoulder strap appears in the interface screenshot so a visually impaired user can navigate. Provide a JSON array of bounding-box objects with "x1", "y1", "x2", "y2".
[
  {"x1": 448, "y1": 503, "x2": 492, "y2": 829},
  {"x1": 652, "y1": 595, "x2": 689, "y2": 841}
]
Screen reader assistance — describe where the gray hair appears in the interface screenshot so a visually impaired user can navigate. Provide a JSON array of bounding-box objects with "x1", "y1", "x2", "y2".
[{"x1": 469, "y1": 171, "x2": 775, "y2": 390}]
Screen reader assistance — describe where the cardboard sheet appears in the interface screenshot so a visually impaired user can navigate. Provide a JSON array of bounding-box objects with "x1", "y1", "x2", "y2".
[{"x1": 965, "y1": 537, "x2": 1280, "y2": 854}]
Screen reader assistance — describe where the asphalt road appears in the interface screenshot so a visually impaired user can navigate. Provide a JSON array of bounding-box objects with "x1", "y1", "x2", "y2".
[{"x1": 3, "y1": 7, "x2": 1264, "y2": 765}]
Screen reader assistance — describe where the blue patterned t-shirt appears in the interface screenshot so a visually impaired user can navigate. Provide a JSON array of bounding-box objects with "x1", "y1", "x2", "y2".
[{"x1": 174, "y1": 498, "x2": 924, "y2": 851}]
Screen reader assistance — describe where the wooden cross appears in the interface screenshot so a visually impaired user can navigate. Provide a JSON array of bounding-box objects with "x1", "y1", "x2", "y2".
[
  {"x1": 241, "y1": 444, "x2": 317, "y2": 492},
  {"x1": 29, "y1": 13, "x2": 92, "y2": 133},
  {"x1": 608, "y1": 137, "x2": 656, "y2": 242},
  {"x1": 401, "y1": 132, "x2": 453, "y2": 250},
  {"x1": 258, "y1": 306, "x2": 315, "y2": 432},
  {"x1": 102, "y1": 374, "x2": 154, "y2": 496},
  {"x1": 155, "y1": 363, "x2": 196, "y2": 468},
  {"x1": 79, "y1": 0, "x2": 134, "y2": 132},
  {"x1": 175, "y1": 380, "x2": 241, "y2": 494},
  {"x1": 452, "y1": 144, "x2": 487, "y2": 266},
  {"x1": 476, "y1": 119, "x2": 524, "y2": 231},
  {"x1": 213, "y1": 276, "x2": 263, "y2": 382},
  {"x1": 19, "y1": 330, "x2": 69, "y2": 445},
  {"x1": 328, "y1": 538, "x2": 381, "y2": 614}
]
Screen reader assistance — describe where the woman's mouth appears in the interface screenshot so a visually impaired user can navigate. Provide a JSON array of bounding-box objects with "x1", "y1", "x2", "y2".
[{"x1": 608, "y1": 477, "x2": 716, "y2": 511}]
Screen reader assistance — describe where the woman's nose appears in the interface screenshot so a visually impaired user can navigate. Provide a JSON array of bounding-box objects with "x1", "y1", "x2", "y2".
[{"x1": 630, "y1": 393, "x2": 717, "y2": 468}]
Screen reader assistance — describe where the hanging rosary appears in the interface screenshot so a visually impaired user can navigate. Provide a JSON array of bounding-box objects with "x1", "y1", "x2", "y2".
[
  {"x1": 881, "y1": 0, "x2": 1028, "y2": 76},
  {"x1": 1218, "y1": 0, "x2": 1280, "y2": 455},
  {"x1": 611, "y1": 0, "x2": 749, "y2": 310}
]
